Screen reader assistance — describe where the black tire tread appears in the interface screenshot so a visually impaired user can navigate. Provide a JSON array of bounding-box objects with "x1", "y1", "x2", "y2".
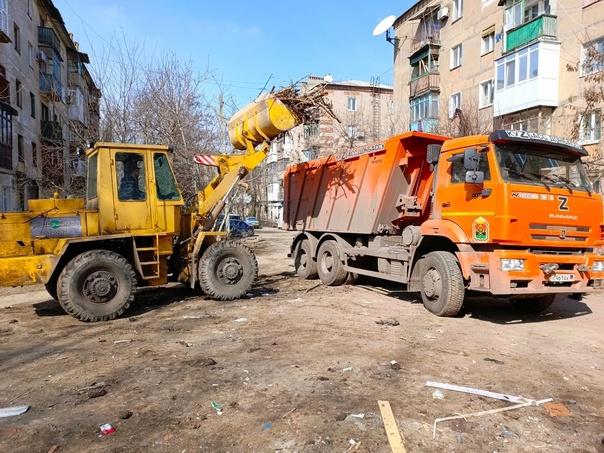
[
  {"x1": 294, "y1": 239, "x2": 318, "y2": 279},
  {"x1": 317, "y1": 240, "x2": 347, "y2": 286},
  {"x1": 57, "y1": 250, "x2": 136, "y2": 322},
  {"x1": 421, "y1": 251, "x2": 465, "y2": 317},
  {"x1": 199, "y1": 240, "x2": 258, "y2": 301}
]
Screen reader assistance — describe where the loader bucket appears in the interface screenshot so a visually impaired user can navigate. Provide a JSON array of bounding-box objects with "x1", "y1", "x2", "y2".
[{"x1": 227, "y1": 97, "x2": 299, "y2": 150}]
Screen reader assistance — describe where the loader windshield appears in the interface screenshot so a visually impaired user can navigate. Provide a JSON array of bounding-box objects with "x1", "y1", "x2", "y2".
[{"x1": 496, "y1": 144, "x2": 593, "y2": 193}]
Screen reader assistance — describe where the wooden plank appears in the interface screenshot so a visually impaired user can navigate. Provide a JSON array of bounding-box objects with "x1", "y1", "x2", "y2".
[{"x1": 378, "y1": 400, "x2": 406, "y2": 453}]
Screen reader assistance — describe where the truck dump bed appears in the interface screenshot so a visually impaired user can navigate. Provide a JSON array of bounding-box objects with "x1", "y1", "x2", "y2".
[{"x1": 283, "y1": 132, "x2": 448, "y2": 235}]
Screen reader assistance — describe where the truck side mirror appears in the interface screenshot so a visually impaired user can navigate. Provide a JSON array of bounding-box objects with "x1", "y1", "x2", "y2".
[
  {"x1": 426, "y1": 144, "x2": 441, "y2": 164},
  {"x1": 463, "y1": 148, "x2": 480, "y2": 171},
  {"x1": 466, "y1": 170, "x2": 485, "y2": 185}
]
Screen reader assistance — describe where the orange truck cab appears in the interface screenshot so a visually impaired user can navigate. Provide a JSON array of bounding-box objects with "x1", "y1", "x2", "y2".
[{"x1": 284, "y1": 130, "x2": 604, "y2": 317}]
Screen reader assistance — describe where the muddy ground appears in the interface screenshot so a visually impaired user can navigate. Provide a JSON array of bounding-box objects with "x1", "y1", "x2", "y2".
[{"x1": 0, "y1": 228, "x2": 603, "y2": 453}]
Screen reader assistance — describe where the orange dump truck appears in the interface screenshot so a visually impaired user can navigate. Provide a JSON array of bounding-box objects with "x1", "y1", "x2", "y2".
[{"x1": 284, "y1": 130, "x2": 604, "y2": 316}]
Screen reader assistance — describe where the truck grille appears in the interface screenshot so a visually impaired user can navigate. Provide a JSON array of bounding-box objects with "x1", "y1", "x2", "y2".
[{"x1": 529, "y1": 224, "x2": 590, "y2": 243}]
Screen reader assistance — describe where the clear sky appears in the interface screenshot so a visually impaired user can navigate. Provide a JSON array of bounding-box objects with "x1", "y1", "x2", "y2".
[{"x1": 53, "y1": 0, "x2": 413, "y2": 108}]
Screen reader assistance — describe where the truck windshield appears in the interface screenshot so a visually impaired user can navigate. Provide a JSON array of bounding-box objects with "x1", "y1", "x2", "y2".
[{"x1": 495, "y1": 144, "x2": 593, "y2": 193}]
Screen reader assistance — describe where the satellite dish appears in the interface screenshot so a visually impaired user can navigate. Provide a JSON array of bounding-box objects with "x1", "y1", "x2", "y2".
[{"x1": 373, "y1": 15, "x2": 396, "y2": 36}]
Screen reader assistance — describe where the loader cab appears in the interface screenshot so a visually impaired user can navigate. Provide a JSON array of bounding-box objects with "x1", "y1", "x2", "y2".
[{"x1": 86, "y1": 143, "x2": 183, "y2": 235}]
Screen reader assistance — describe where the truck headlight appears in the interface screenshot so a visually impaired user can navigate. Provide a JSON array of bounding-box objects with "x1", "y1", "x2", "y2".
[
  {"x1": 592, "y1": 261, "x2": 604, "y2": 272},
  {"x1": 501, "y1": 259, "x2": 525, "y2": 271}
]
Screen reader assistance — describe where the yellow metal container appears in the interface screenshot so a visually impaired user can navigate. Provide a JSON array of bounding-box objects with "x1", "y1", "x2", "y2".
[{"x1": 228, "y1": 97, "x2": 299, "y2": 150}]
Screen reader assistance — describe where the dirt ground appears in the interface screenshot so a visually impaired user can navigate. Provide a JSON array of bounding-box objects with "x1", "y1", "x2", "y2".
[{"x1": 0, "y1": 228, "x2": 603, "y2": 453}]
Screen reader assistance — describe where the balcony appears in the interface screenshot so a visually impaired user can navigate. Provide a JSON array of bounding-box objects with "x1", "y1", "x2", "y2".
[
  {"x1": 41, "y1": 120, "x2": 63, "y2": 143},
  {"x1": 410, "y1": 35, "x2": 440, "y2": 55},
  {"x1": 410, "y1": 119, "x2": 438, "y2": 133},
  {"x1": 38, "y1": 27, "x2": 62, "y2": 58},
  {"x1": 409, "y1": 73, "x2": 440, "y2": 98},
  {"x1": 506, "y1": 15, "x2": 557, "y2": 53},
  {"x1": 39, "y1": 72, "x2": 63, "y2": 102}
]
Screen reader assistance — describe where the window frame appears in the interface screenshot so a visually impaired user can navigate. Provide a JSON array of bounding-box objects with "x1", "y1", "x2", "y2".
[
  {"x1": 13, "y1": 22, "x2": 20, "y2": 54},
  {"x1": 153, "y1": 152, "x2": 181, "y2": 201},
  {"x1": 580, "y1": 37, "x2": 604, "y2": 76},
  {"x1": 481, "y1": 32, "x2": 495, "y2": 55},
  {"x1": 452, "y1": 0, "x2": 464, "y2": 21},
  {"x1": 449, "y1": 92, "x2": 462, "y2": 118},
  {"x1": 115, "y1": 152, "x2": 147, "y2": 202},
  {"x1": 347, "y1": 96, "x2": 357, "y2": 112},
  {"x1": 479, "y1": 79, "x2": 494, "y2": 108},
  {"x1": 450, "y1": 150, "x2": 491, "y2": 184},
  {"x1": 450, "y1": 44, "x2": 463, "y2": 69},
  {"x1": 579, "y1": 110, "x2": 602, "y2": 144}
]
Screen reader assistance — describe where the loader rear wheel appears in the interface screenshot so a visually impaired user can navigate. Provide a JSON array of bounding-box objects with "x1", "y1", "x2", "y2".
[
  {"x1": 199, "y1": 240, "x2": 258, "y2": 300},
  {"x1": 419, "y1": 251, "x2": 465, "y2": 317},
  {"x1": 294, "y1": 239, "x2": 317, "y2": 279},
  {"x1": 56, "y1": 250, "x2": 136, "y2": 322},
  {"x1": 510, "y1": 295, "x2": 556, "y2": 314},
  {"x1": 317, "y1": 240, "x2": 347, "y2": 286}
]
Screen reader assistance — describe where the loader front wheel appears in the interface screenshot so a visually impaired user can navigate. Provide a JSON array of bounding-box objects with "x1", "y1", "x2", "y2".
[
  {"x1": 199, "y1": 240, "x2": 258, "y2": 300},
  {"x1": 56, "y1": 250, "x2": 137, "y2": 322},
  {"x1": 419, "y1": 251, "x2": 465, "y2": 317}
]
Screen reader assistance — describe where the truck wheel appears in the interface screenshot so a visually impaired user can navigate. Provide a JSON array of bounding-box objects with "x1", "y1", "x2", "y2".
[
  {"x1": 56, "y1": 250, "x2": 136, "y2": 322},
  {"x1": 510, "y1": 295, "x2": 556, "y2": 314},
  {"x1": 294, "y1": 239, "x2": 317, "y2": 279},
  {"x1": 419, "y1": 251, "x2": 465, "y2": 317},
  {"x1": 317, "y1": 240, "x2": 347, "y2": 286},
  {"x1": 199, "y1": 240, "x2": 258, "y2": 300}
]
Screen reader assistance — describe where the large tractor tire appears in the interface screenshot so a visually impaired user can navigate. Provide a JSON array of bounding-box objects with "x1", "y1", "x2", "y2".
[
  {"x1": 199, "y1": 240, "x2": 258, "y2": 300},
  {"x1": 510, "y1": 295, "x2": 556, "y2": 314},
  {"x1": 294, "y1": 239, "x2": 318, "y2": 279},
  {"x1": 56, "y1": 250, "x2": 137, "y2": 322},
  {"x1": 316, "y1": 240, "x2": 347, "y2": 286},
  {"x1": 418, "y1": 251, "x2": 465, "y2": 317}
]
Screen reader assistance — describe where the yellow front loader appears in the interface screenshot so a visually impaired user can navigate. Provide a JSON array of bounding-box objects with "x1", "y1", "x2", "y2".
[{"x1": 0, "y1": 94, "x2": 306, "y2": 321}]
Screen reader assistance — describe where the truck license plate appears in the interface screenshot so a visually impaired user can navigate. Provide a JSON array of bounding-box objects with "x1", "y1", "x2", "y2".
[{"x1": 549, "y1": 274, "x2": 574, "y2": 283}]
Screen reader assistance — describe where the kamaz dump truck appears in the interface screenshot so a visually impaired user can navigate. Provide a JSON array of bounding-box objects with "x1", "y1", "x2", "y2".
[
  {"x1": 0, "y1": 93, "x2": 310, "y2": 321},
  {"x1": 284, "y1": 130, "x2": 604, "y2": 316}
]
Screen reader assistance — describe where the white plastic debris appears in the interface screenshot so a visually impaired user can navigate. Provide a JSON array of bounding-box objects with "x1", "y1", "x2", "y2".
[
  {"x1": 0, "y1": 405, "x2": 29, "y2": 418},
  {"x1": 432, "y1": 390, "x2": 445, "y2": 400},
  {"x1": 234, "y1": 318, "x2": 248, "y2": 323}
]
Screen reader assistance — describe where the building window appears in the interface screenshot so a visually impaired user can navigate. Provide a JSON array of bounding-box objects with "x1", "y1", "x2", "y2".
[
  {"x1": 32, "y1": 142, "x2": 37, "y2": 167},
  {"x1": 449, "y1": 92, "x2": 462, "y2": 118},
  {"x1": 13, "y1": 22, "x2": 19, "y2": 54},
  {"x1": 450, "y1": 44, "x2": 463, "y2": 69},
  {"x1": 347, "y1": 125, "x2": 358, "y2": 139},
  {"x1": 496, "y1": 43, "x2": 540, "y2": 90},
  {"x1": 481, "y1": 32, "x2": 494, "y2": 55},
  {"x1": 479, "y1": 80, "x2": 494, "y2": 108},
  {"x1": 0, "y1": 0, "x2": 8, "y2": 38},
  {"x1": 303, "y1": 121, "x2": 319, "y2": 138},
  {"x1": 581, "y1": 37, "x2": 604, "y2": 76},
  {"x1": 347, "y1": 97, "x2": 357, "y2": 112},
  {"x1": 27, "y1": 42, "x2": 34, "y2": 68},
  {"x1": 505, "y1": 0, "x2": 523, "y2": 30},
  {"x1": 579, "y1": 110, "x2": 601, "y2": 144},
  {"x1": 0, "y1": 103, "x2": 13, "y2": 170},
  {"x1": 30, "y1": 92, "x2": 35, "y2": 118},
  {"x1": 410, "y1": 93, "x2": 439, "y2": 123},
  {"x1": 17, "y1": 134, "x2": 24, "y2": 163},
  {"x1": 452, "y1": 0, "x2": 463, "y2": 20},
  {"x1": 15, "y1": 79, "x2": 22, "y2": 108}
]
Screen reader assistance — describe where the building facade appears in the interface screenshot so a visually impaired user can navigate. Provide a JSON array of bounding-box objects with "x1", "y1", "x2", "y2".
[
  {"x1": 392, "y1": 0, "x2": 604, "y2": 152},
  {"x1": 259, "y1": 76, "x2": 395, "y2": 226},
  {"x1": 0, "y1": 0, "x2": 99, "y2": 211}
]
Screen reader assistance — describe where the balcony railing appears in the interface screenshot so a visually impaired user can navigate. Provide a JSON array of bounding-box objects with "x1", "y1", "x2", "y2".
[
  {"x1": 410, "y1": 118, "x2": 438, "y2": 133},
  {"x1": 39, "y1": 72, "x2": 63, "y2": 102},
  {"x1": 506, "y1": 14, "x2": 557, "y2": 52},
  {"x1": 409, "y1": 73, "x2": 440, "y2": 98},
  {"x1": 410, "y1": 35, "x2": 440, "y2": 54},
  {"x1": 38, "y1": 27, "x2": 61, "y2": 56},
  {"x1": 41, "y1": 120, "x2": 63, "y2": 143}
]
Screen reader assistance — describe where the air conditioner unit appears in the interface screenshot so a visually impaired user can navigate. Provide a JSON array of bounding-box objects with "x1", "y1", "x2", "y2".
[
  {"x1": 36, "y1": 50, "x2": 48, "y2": 62},
  {"x1": 437, "y1": 6, "x2": 449, "y2": 20}
]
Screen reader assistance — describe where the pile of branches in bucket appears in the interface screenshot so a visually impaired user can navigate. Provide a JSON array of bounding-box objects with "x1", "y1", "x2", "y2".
[{"x1": 271, "y1": 83, "x2": 340, "y2": 124}]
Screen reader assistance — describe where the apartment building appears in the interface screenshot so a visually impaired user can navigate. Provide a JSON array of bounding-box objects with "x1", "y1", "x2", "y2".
[
  {"x1": 392, "y1": 0, "x2": 604, "y2": 151},
  {"x1": 260, "y1": 76, "x2": 395, "y2": 226},
  {"x1": 0, "y1": 0, "x2": 99, "y2": 211}
]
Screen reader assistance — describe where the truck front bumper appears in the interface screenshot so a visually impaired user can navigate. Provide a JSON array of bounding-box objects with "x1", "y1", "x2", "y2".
[{"x1": 458, "y1": 250, "x2": 604, "y2": 295}]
